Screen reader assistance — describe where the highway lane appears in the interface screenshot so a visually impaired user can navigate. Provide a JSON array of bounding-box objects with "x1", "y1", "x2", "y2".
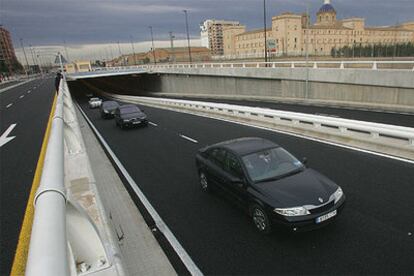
[
  {"x1": 152, "y1": 95, "x2": 414, "y2": 128},
  {"x1": 0, "y1": 77, "x2": 55, "y2": 275},
  {"x1": 74, "y1": 91, "x2": 414, "y2": 274}
]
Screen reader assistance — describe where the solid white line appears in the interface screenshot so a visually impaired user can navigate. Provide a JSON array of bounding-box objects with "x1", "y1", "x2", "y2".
[
  {"x1": 77, "y1": 104, "x2": 203, "y2": 276},
  {"x1": 179, "y1": 134, "x2": 198, "y2": 144},
  {"x1": 6, "y1": 103, "x2": 13, "y2": 108},
  {"x1": 19, "y1": 95, "x2": 24, "y2": 99},
  {"x1": 144, "y1": 105, "x2": 414, "y2": 165},
  {"x1": 0, "y1": 124, "x2": 17, "y2": 148},
  {"x1": 148, "y1": 121, "x2": 158, "y2": 127}
]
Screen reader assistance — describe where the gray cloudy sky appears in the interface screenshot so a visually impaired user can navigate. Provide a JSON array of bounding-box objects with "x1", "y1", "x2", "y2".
[{"x1": 1, "y1": 0, "x2": 413, "y2": 62}]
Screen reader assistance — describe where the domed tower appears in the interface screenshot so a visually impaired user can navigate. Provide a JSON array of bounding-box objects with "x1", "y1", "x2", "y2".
[{"x1": 316, "y1": 0, "x2": 337, "y2": 26}]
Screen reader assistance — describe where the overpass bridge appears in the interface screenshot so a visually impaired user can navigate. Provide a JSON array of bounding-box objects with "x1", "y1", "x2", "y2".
[{"x1": 2, "y1": 61, "x2": 414, "y2": 275}]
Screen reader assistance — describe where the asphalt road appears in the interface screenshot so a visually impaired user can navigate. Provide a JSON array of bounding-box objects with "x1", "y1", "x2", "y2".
[
  {"x1": 0, "y1": 77, "x2": 55, "y2": 275},
  {"x1": 154, "y1": 96, "x2": 414, "y2": 128},
  {"x1": 74, "y1": 90, "x2": 414, "y2": 275}
]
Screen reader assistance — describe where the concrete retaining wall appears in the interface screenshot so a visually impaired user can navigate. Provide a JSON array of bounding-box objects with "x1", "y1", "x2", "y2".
[{"x1": 76, "y1": 67, "x2": 414, "y2": 113}]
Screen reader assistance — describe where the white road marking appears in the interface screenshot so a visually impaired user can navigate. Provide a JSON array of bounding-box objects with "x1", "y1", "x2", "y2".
[
  {"x1": 148, "y1": 121, "x2": 158, "y2": 127},
  {"x1": 0, "y1": 124, "x2": 17, "y2": 148},
  {"x1": 19, "y1": 95, "x2": 24, "y2": 99},
  {"x1": 77, "y1": 105, "x2": 203, "y2": 276},
  {"x1": 179, "y1": 134, "x2": 198, "y2": 144},
  {"x1": 6, "y1": 103, "x2": 13, "y2": 108},
  {"x1": 27, "y1": 90, "x2": 31, "y2": 93}
]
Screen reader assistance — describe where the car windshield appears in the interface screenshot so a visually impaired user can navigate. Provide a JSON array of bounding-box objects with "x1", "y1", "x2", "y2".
[
  {"x1": 120, "y1": 106, "x2": 140, "y2": 114},
  {"x1": 242, "y1": 147, "x2": 304, "y2": 183},
  {"x1": 103, "y1": 101, "x2": 118, "y2": 108}
]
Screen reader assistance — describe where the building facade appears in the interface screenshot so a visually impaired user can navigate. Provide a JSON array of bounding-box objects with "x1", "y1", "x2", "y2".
[
  {"x1": 0, "y1": 26, "x2": 18, "y2": 74},
  {"x1": 200, "y1": 20, "x2": 243, "y2": 56},
  {"x1": 223, "y1": 0, "x2": 414, "y2": 58}
]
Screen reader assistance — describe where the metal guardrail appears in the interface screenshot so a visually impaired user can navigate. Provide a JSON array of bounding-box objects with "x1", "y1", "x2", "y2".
[
  {"x1": 26, "y1": 68, "x2": 126, "y2": 274},
  {"x1": 105, "y1": 93, "x2": 414, "y2": 160},
  {"x1": 26, "y1": 80, "x2": 68, "y2": 275},
  {"x1": 92, "y1": 60, "x2": 414, "y2": 72}
]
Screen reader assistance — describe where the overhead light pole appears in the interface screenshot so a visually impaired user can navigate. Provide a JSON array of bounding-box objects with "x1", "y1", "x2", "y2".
[
  {"x1": 263, "y1": 0, "x2": 268, "y2": 63},
  {"x1": 19, "y1": 38, "x2": 30, "y2": 75},
  {"x1": 149, "y1": 26, "x2": 157, "y2": 65},
  {"x1": 183, "y1": 9, "x2": 192, "y2": 63},
  {"x1": 130, "y1": 35, "x2": 137, "y2": 65},
  {"x1": 169, "y1": 31, "x2": 176, "y2": 63}
]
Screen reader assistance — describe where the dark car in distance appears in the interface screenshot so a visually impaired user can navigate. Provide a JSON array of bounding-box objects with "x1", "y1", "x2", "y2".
[
  {"x1": 101, "y1": 101, "x2": 120, "y2": 119},
  {"x1": 195, "y1": 137, "x2": 345, "y2": 234},
  {"x1": 114, "y1": 104, "x2": 148, "y2": 129}
]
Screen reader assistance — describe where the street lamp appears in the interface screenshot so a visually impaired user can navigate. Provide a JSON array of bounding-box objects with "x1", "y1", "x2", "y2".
[
  {"x1": 149, "y1": 26, "x2": 157, "y2": 65},
  {"x1": 263, "y1": 0, "x2": 268, "y2": 63},
  {"x1": 183, "y1": 9, "x2": 192, "y2": 63},
  {"x1": 130, "y1": 35, "x2": 137, "y2": 65}
]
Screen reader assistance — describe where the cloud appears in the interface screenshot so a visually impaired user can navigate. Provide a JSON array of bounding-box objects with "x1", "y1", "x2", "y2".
[{"x1": 99, "y1": 3, "x2": 197, "y2": 14}]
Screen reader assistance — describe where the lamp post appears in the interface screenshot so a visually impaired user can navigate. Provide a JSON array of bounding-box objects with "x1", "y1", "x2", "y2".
[
  {"x1": 183, "y1": 10, "x2": 192, "y2": 63},
  {"x1": 263, "y1": 0, "x2": 268, "y2": 63},
  {"x1": 130, "y1": 35, "x2": 137, "y2": 65},
  {"x1": 169, "y1": 31, "x2": 175, "y2": 63},
  {"x1": 148, "y1": 26, "x2": 157, "y2": 65},
  {"x1": 19, "y1": 38, "x2": 30, "y2": 76}
]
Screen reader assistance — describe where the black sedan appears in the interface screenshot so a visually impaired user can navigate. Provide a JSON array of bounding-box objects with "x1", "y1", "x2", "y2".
[
  {"x1": 100, "y1": 100, "x2": 120, "y2": 119},
  {"x1": 114, "y1": 104, "x2": 148, "y2": 129},
  {"x1": 195, "y1": 137, "x2": 345, "y2": 233}
]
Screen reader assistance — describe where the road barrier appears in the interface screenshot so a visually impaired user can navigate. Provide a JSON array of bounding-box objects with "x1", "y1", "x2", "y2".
[
  {"x1": 88, "y1": 60, "x2": 414, "y2": 73},
  {"x1": 26, "y1": 78, "x2": 126, "y2": 275},
  {"x1": 104, "y1": 93, "x2": 414, "y2": 161}
]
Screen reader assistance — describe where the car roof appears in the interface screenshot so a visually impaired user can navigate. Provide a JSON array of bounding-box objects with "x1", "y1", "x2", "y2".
[{"x1": 211, "y1": 137, "x2": 279, "y2": 156}]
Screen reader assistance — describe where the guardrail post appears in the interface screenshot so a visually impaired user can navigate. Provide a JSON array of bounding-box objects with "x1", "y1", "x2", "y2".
[
  {"x1": 220, "y1": 64, "x2": 223, "y2": 68},
  {"x1": 313, "y1": 62, "x2": 318, "y2": 69},
  {"x1": 231, "y1": 63, "x2": 234, "y2": 68},
  {"x1": 256, "y1": 63, "x2": 260, "y2": 68},
  {"x1": 291, "y1": 62, "x2": 295, "y2": 69},
  {"x1": 372, "y1": 62, "x2": 378, "y2": 70},
  {"x1": 340, "y1": 62, "x2": 345, "y2": 69},
  {"x1": 243, "y1": 63, "x2": 246, "y2": 68},
  {"x1": 410, "y1": 138, "x2": 414, "y2": 145},
  {"x1": 272, "y1": 63, "x2": 276, "y2": 68}
]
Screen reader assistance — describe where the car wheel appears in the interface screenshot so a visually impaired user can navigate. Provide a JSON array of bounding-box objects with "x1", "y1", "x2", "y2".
[
  {"x1": 199, "y1": 170, "x2": 210, "y2": 193},
  {"x1": 250, "y1": 204, "x2": 272, "y2": 234}
]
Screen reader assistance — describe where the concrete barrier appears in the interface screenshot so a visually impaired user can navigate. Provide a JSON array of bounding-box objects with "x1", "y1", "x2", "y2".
[{"x1": 103, "y1": 93, "x2": 414, "y2": 161}]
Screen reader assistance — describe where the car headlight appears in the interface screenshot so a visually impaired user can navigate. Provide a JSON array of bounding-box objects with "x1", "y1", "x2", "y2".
[
  {"x1": 123, "y1": 119, "x2": 131, "y2": 122},
  {"x1": 333, "y1": 187, "x2": 343, "y2": 203},
  {"x1": 274, "y1": 206, "x2": 310, "y2": 216},
  {"x1": 103, "y1": 110, "x2": 109, "y2": 113}
]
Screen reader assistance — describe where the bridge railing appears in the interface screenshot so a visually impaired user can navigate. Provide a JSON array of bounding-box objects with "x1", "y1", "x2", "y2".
[
  {"x1": 26, "y1": 78, "x2": 126, "y2": 275},
  {"x1": 26, "y1": 80, "x2": 68, "y2": 275},
  {"x1": 92, "y1": 60, "x2": 414, "y2": 72}
]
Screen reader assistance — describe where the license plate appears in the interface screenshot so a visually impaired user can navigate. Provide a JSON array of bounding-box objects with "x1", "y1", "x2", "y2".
[{"x1": 315, "y1": 210, "x2": 337, "y2": 224}]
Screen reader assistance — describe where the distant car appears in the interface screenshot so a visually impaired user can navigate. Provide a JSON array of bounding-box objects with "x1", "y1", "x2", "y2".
[
  {"x1": 88, "y1": 97, "x2": 102, "y2": 108},
  {"x1": 195, "y1": 137, "x2": 345, "y2": 234},
  {"x1": 100, "y1": 101, "x2": 120, "y2": 119},
  {"x1": 114, "y1": 104, "x2": 148, "y2": 129}
]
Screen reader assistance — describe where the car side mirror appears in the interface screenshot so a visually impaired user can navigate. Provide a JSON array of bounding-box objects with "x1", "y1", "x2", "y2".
[{"x1": 302, "y1": 157, "x2": 308, "y2": 167}]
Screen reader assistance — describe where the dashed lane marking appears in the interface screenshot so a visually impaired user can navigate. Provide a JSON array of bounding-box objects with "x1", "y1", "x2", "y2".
[
  {"x1": 19, "y1": 95, "x2": 24, "y2": 99},
  {"x1": 6, "y1": 103, "x2": 13, "y2": 108},
  {"x1": 179, "y1": 134, "x2": 198, "y2": 144}
]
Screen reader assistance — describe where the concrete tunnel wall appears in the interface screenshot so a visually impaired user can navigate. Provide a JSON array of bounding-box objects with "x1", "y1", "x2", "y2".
[{"x1": 70, "y1": 70, "x2": 414, "y2": 114}]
